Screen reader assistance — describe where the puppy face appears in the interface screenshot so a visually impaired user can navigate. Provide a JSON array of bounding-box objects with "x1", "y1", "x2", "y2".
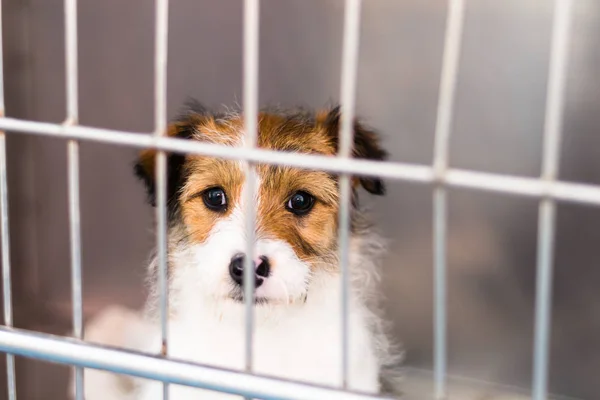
[{"x1": 135, "y1": 103, "x2": 386, "y2": 305}]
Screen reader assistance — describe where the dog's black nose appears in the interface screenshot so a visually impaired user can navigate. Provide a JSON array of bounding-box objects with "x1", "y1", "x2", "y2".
[{"x1": 229, "y1": 254, "x2": 270, "y2": 288}]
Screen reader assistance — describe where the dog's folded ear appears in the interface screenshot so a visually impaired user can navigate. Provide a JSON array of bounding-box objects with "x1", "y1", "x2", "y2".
[
  {"x1": 133, "y1": 122, "x2": 189, "y2": 212},
  {"x1": 319, "y1": 106, "x2": 388, "y2": 196},
  {"x1": 134, "y1": 100, "x2": 208, "y2": 213}
]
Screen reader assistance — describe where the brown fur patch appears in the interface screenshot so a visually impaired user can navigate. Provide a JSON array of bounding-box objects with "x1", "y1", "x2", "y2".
[
  {"x1": 175, "y1": 114, "x2": 340, "y2": 264},
  {"x1": 256, "y1": 165, "x2": 339, "y2": 262},
  {"x1": 179, "y1": 156, "x2": 244, "y2": 244},
  {"x1": 257, "y1": 113, "x2": 337, "y2": 155},
  {"x1": 192, "y1": 116, "x2": 244, "y2": 145},
  {"x1": 174, "y1": 113, "x2": 341, "y2": 266},
  {"x1": 135, "y1": 105, "x2": 387, "y2": 271}
]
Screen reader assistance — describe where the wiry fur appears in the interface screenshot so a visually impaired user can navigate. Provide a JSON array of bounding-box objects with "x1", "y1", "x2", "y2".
[
  {"x1": 78, "y1": 102, "x2": 402, "y2": 399},
  {"x1": 136, "y1": 228, "x2": 401, "y2": 399}
]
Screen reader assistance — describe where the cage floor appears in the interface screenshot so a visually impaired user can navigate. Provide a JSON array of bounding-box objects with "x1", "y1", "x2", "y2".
[{"x1": 401, "y1": 368, "x2": 581, "y2": 400}]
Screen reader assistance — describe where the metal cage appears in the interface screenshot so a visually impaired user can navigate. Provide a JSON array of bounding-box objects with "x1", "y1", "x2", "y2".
[{"x1": 0, "y1": 0, "x2": 586, "y2": 399}]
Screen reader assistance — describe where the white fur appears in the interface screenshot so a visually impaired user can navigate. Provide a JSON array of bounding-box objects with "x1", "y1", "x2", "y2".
[
  {"x1": 79, "y1": 170, "x2": 399, "y2": 399},
  {"x1": 138, "y1": 275, "x2": 380, "y2": 399},
  {"x1": 70, "y1": 306, "x2": 154, "y2": 400},
  {"x1": 136, "y1": 211, "x2": 397, "y2": 398},
  {"x1": 167, "y1": 202, "x2": 311, "y2": 307}
]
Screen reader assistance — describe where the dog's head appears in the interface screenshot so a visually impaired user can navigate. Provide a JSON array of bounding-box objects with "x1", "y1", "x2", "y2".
[{"x1": 134, "y1": 102, "x2": 387, "y2": 306}]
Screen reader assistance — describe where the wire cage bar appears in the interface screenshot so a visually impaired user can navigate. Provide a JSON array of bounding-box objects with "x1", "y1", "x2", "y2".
[
  {"x1": 2, "y1": 117, "x2": 600, "y2": 206},
  {"x1": 431, "y1": 0, "x2": 465, "y2": 398},
  {"x1": 64, "y1": 0, "x2": 84, "y2": 399},
  {"x1": 337, "y1": 0, "x2": 363, "y2": 389},
  {"x1": 532, "y1": 1, "x2": 572, "y2": 399},
  {"x1": 153, "y1": 0, "x2": 170, "y2": 398},
  {"x1": 242, "y1": 0, "x2": 260, "y2": 383},
  {"x1": 0, "y1": 326, "x2": 393, "y2": 400},
  {"x1": 0, "y1": 3, "x2": 16, "y2": 398},
  {"x1": 0, "y1": 0, "x2": 584, "y2": 399}
]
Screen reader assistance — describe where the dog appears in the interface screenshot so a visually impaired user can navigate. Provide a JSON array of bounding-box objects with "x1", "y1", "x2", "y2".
[{"x1": 78, "y1": 102, "x2": 401, "y2": 399}]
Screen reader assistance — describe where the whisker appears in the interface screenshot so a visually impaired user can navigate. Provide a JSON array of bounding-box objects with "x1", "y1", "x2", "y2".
[{"x1": 270, "y1": 275, "x2": 291, "y2": 305}]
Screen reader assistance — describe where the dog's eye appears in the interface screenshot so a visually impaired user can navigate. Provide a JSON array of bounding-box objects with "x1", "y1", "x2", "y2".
[
  {"x1": 286, "y1": 191, "x2": 315, "y2": 215},
  {"x1": 202, "y1": 187, "x2": 227, "y2": 211}
]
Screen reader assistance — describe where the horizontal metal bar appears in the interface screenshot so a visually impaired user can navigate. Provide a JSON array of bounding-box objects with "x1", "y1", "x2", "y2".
[
  {"x1": 0, "y1": 116, "x2": 426, "y2": 182},
  {"x1": 1, "y1": 117, "x2": 600, "y2": 206},
  {"x1": 445, "y1": 170, "x2": 600, "y2": 205},
  {"x1": 0, "y1": 326, "x2": 391, "y2": 400}
]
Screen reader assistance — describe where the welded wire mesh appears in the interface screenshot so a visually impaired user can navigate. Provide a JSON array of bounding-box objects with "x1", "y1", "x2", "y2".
[{"x1": 0, "y1": 0, "x2": 578, "y2": 399}]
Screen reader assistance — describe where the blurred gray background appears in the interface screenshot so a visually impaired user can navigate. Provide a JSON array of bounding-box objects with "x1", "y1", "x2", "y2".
[{"x1": 1, "y1": 0, "x2": 600, "y2": 398}]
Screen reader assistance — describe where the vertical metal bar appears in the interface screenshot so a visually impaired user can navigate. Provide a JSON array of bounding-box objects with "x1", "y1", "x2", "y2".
[
  {"x1": 242, "y1": 0, "x2": 260, "y2": 381},
  {"x1": 337, "y1": 175, "x2": 352, "y2": 389},
  {"x1": 337, "y1": 0, "x2": 362, "y2": 389},
  {"x1": 432, "y1": 1, "x2": 465, "y2": 399},
  {"x1": 0, "y1": 3, "x2": 3, "y2": 114},
  {"x1": 154, "y1": 0, "x2": 170, "y2": 398},
  {"x1": 67, "y1": 141, "x2": 82, "y2": 399},
  {"x1": 431, "y1": 188, "x2": 447, "y2": 399},
  {"x1": 540, "y1": 0, "x2": 571, "y2": 184},
  {"x1": 433, "y1": 0, "x2": 465, "y2": 173},
  {"x1": 64, "y1": 0, "x2": 83, "y2": 399},
  {"x1": 532, "y1": 1, "x2": 572, "y2": 399},
  {"x1": 65, "y1": 0, "x2": 78, "y2": 123},
  {"x1": 533, "y1": 200, "x2": 556, "y2": 400},
  {"x1": 0, "y1": 3, "x2": 15, "y2": 396},
  {"x1": 0, "y1": 133, "x2": 15, "y2": 400}
]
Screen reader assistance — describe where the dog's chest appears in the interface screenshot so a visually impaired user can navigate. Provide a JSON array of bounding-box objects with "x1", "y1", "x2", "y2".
[
  {"x1": 170, "y1": 308, "x2": 343, "y2": 382},
  {"x1": 137, "y1": 304, "x2": 379, "y2": 399}
]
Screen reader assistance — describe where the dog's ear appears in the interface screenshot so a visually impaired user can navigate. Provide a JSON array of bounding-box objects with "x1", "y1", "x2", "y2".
[
  {"x1": 134, "y1": 101, "x2": 208, "y2": 213},
  {"x1": 134, "y1": 98, "x2": 209, "y2": 214},
  {"x1": 133, "y1": 122, "x2": 191, "y2": 213},
  {"x1": 319, "y1": 106, "x2": 388, "y2": 196}
]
